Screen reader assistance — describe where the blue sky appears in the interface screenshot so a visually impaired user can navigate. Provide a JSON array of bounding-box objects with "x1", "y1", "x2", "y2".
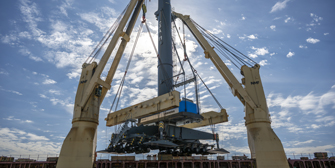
[{"x1": 0, "y1": 0, "x2": 335, "y2": 159}]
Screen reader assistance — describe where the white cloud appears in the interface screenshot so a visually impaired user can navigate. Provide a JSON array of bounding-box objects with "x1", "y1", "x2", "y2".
[
  {"x1": 284, "y1": 17, "x2": 291, "y2": 23},
  {"x1": 270, "y1": 25, "x2": 276, "y2": 31},
  {"x1": 3, "y1": 116, "x2": 34, "y2": 124},
  {"x1": 259, "y1": 60, "x2": 268, "y2": 66},
  {"x1": 306, "y1": 37, "x2": 320, "y2": 44},
  {"x1": 59, "y1": 0, "x2": 73, "y2": 16},
  {"x1": 306, "y1": 13, "x2": 323, "y2": 29},
  {"x1": 0, "y1": 34, "x2": 18, "y2": 44},
  {"x1": 270, "y1": 0, "x2": 290, "y2": 13},
  {"x1": 209, "y1": 28, "x2": 222, "y2": 35},
  {"x1": 0, "y1": 86, "x2": 23, "y2": 95},
  {"x1": 239, "y1": 34, "x2": 258, "y2": 41},
  {"x1": 324, "y1": 33, "x2": 329, "y2": 36},
  {"x1": 79, "y1": 12, "x2": 117, "y2": 32},
  {"x1": 49, "y1": 98, "x2": 74, "y2": 114},
  {"x1": 0, "y1": 127, "x2": 60, "y2": 154},
  {"x1": 268, "y1": 85, "x2": 335, "y2": 116},
  {"x1": 226, "y1": 34, "x2": 231, "y2": 38},
  {"x1": 286, "y1": 52, "x2": 294, "y2": 58},
  {"x1": 42, "y1": 79, "x2": 57, "y2": 84},
  {"x1": 241, "y1": 17, "x2": 246, "y2": 20},
  {"x1": 248, "y1": 46, "x2": 269, "y2": 58},
  {"x1": 247, "y1": 34, "x2": 257, "y2": 40},
  {"x1": 249, "y1": 53, "x2": 258, "y2": 58},
  {"x1": 285, "y1": 145, "x2": 335, "y2": 154},
  {"x1": 49, "y1": 89, "x2": 61, "y2": 95},
  {"x1": 299, "y1": 45, "x2": 307, "y2": 49},
  {"x1": 0, "y1": 69, "x2": 9, "y2": 75},
  {"x1": 39, "y1": 94, "x2": 48, "y2": 99},
  {"x1": 19, "y1": 0, "x2": 45, "y2": 36}
]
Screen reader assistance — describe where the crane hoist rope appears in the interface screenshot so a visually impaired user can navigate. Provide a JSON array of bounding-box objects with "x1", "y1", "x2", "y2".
[
  {"x1": 191, "y1": 18, "x2": 257, "y2": 68},
  {"x1": 171, "y1": 15, "x2": 224, "y2": 112},
  {"x1": 84, "y1": 2, "x2": 130, "y2": 64},
  {"x1": 109, "y1": 23, "x2": 144, "y2": 114}
]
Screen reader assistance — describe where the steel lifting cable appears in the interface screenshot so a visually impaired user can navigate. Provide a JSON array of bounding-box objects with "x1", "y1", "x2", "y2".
[
  {"x1": 172, "y1": 16, "x2": 224, "y2": 110},
  {"x1": 192, "y1": 19, "x2": 250, "y2": 63},
  {"x1": 199, "y1": 30, "x2": 243, "y2": 68},
  {"x1": 108, "y1": 23, "x2": 144, "y2": 114},
  {"x1": 191, "y1": 19, "x2": 257, "y2": 66},
  {"x1": 85, "y1": 2, "x2": 130, "y2": 64},
  {"x1": 171, "y1": 19, "x2": 186, "y2": 85},
  {"x1": 171, "y1": 15, "x2": 198, "y2": 112},
  {"x1": 172, "y1": 35, "x2": 223, "y2": 110},
  {"x1": 171, "y1": 24, "x2": 187, "y2": 103},
  {"x1": 191, "y1": 20, "x2": 247, "y2": 66},
  {"x1": 191, "y1": 21, "x2": 247, "y2": 68},
  {"x1": 197, "y1": 26, "x2": 250, "y2": 68}
]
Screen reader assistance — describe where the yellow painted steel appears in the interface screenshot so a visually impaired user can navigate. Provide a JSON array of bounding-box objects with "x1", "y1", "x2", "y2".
[
  {"x1": 105, "y1": 90, "x2": 180, "y2": 126},
  {"x1": 182, "y1": 109, "x2": 228, "y2": 129},
  {"x1": 56, "y1": 0, "x2": 143, "y2": 168},
  {"x1": 173, "y1": 11, "x2": 289, "y2": 168}
]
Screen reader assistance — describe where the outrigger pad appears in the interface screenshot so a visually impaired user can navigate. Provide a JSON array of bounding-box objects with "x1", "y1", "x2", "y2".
[
  {"x1": 143, "y1": 140, "x2": 179, "y2": 147},
  {"x1": 208, "y1": 148, "x2": 230, "y2": 154}
]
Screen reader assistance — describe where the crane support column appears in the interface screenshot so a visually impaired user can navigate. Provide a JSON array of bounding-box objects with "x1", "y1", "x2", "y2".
[
  {"x1": 172, "y1": 12, "x2": 289, "y2": 168},
  {"x1": 156, "y1": 0, "x2": 173, "y2": 96},
  {"x1": 242, "y1": 65, "x2": 289, "y2": 168},
  {"x1": 56, "y1": 0, "x2": 143, "y2": 167}
]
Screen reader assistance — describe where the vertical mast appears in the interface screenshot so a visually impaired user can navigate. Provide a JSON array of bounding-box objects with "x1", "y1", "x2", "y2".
[{"x1": 157, "y1": 0, "x2": 173, "y2": 96}]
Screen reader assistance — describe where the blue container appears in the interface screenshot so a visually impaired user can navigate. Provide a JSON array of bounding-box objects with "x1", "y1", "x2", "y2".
[{"x1": 179, "y1": 100, "x2": 198, "y2": 114}]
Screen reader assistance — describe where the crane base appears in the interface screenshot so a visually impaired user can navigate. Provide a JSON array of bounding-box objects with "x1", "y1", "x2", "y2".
[
  {"x1": 247, "y1": 122, "x2": 289, "y2": 168},
  {"x1": 56, "y1": 121, "x2": 97, "y2": 168}
]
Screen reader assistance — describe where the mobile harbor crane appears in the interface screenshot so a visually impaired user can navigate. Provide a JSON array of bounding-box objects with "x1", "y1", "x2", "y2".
[{"x1": 56, "y1": 0, "x2": 289, "y2": 168}]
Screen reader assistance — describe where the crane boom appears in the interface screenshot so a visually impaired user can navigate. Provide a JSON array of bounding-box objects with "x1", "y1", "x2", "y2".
[
  {"x1": 172, "y1": 12, "x2": 256, "y2": 109},
  {"x1": 56, "y1": 1, "x2": 144, "y2": 168},
  {"x1": 172, "y1": 12, "x2": 289, "y2": 168}
]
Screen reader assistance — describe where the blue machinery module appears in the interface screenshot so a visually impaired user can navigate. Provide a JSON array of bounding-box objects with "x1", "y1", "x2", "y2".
[{"x1": 179, "y1": 99, "x2": 198, "y2": 114}]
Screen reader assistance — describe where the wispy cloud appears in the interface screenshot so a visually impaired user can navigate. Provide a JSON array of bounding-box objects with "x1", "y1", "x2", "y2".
[
  {"x1": 239, "y1": 34, "x2": 258, "y2": 41},
  {"x1": 270, "y1": 0, "x2": 290, "y2": 13},
  {"x1": 299, "y1": 45, "x2": 307, "y2": 49},
  {"x1": 0, "y1": 86, "x2": 23, "y2": 95},
  {"x1": 42, "y1": 79, "x2": 57, "y2": 85},
  {"x1": 0, "y1": 69, "x2": 9, "y2": 75},
  {"x1": 268, "y1": 85, "x2": 335, "y2": 115},
  {"x1": 3, "y1": 116, "x2": 33, "y2": 123},
  {"x1": 0, "y1": 127, "x2": 60, "y2": 154}
]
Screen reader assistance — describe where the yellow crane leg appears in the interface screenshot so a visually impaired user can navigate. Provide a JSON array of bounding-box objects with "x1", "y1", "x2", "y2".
[{"x1": 56, "y1": 121, "x2": 97, "y2": 168}]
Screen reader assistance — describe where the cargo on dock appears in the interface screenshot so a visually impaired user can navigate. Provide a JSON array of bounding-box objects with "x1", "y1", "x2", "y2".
[
  {"x1": 232, "y1": 156, "x2": 248, "y2": 160},
  {"x1": 111, "y1": 156, "x2": 135, "y2": 161},
  {"x1": 46, "y1": 157, "x2": 58, "y2": 162},
  {"x1": 217, "y1": 156, "x2": 225, "y2": 160},
  {"x1": 0, "y1": 156, "x2": 14, "y2": 162},
  {"x1": 314, "y1": 152, "x2": 328, "y2": 159},
  {"x1": 15, "y1": 158, "x2": 36, "y2": 162}
]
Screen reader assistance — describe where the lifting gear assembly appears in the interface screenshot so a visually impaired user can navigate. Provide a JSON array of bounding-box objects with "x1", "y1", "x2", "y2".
[{"x1": 56, "y1": 0, "x2": 289, "y2": 168}]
